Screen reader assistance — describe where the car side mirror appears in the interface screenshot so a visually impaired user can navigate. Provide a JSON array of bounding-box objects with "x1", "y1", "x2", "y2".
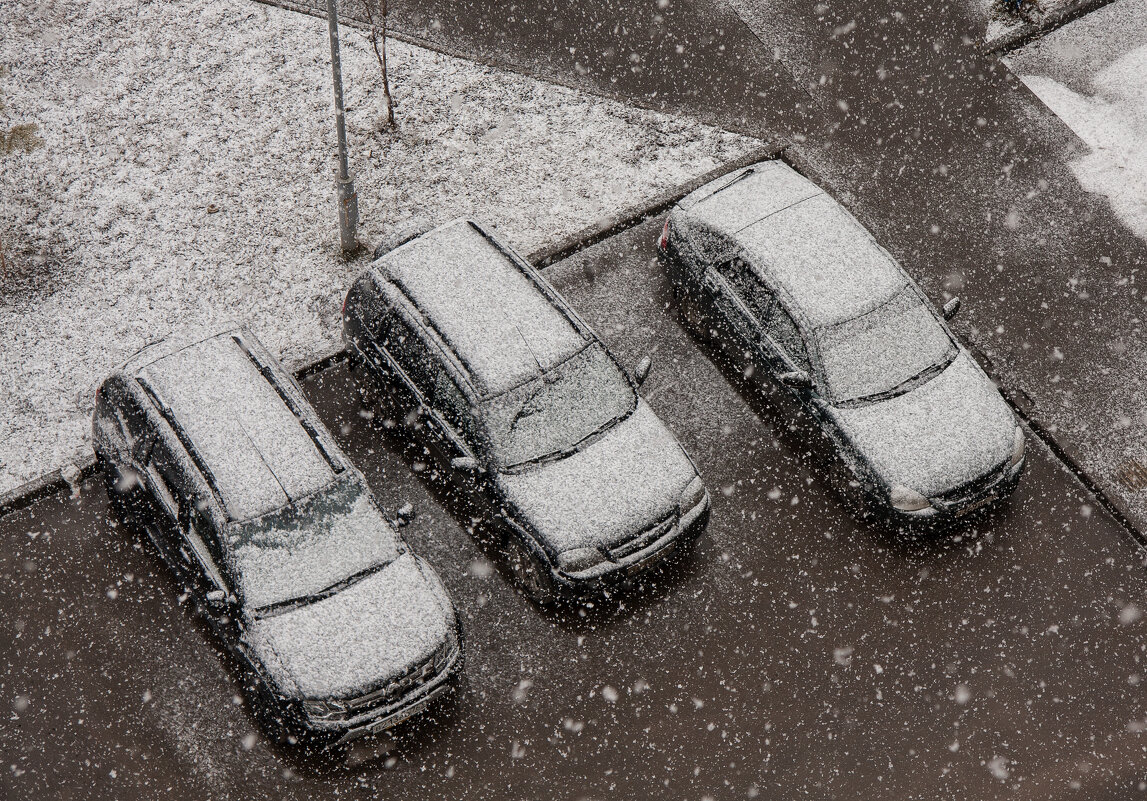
[
  {"x1": 393, "y1": 502, "x2": 415, "y2": 528},
  {"x1": 633, "y1": 355, "x2": 652, "y2": 386},
  {"x1": 205, "y1": 589, "x2": 228, "y2": 611},
  {"x1": 942, "y1": 296, "x2": 961, "y2": 321},
  {"x1": 778, "y1": 369, "x2": 812, "y2": 389},
  {"x1": 451, "y1": 455, "x2": 483, "y2": 474}
]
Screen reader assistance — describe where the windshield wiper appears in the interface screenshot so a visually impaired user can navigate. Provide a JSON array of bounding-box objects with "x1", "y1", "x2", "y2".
[
  {"x1": 504, "y1": 406, "x2": 631, "y2": 472},
  {"x1": 253, "y1": 560, "x2": 390, "y2": 619},
  {"x1": 838, "y1": 349, "x2": 958, "y2": 408}
]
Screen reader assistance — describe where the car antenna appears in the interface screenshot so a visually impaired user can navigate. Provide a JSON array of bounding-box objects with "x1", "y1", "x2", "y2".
[{"x1": 499, "y1": 306, "x2": 548, "y2": 383}]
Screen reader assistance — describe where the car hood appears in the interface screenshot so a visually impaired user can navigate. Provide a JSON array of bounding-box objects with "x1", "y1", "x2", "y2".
[
  {"x1": 834, "y1": 351, "x2": 1015, "y2": 498},
  {"x1": 495, "y1": 400, "x2": 698, "y2": 554},
  {"x1": 245, "y1": 553, "x2": 453, "y2": 700}
]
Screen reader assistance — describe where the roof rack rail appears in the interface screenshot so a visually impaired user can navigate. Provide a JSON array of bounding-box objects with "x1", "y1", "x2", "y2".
[
  {"x1": 229, "y1": 334, "x2": 344, "y2": 476},
  {"x1": 135, "y1": 375, "x2": 229, "y2": 514}
]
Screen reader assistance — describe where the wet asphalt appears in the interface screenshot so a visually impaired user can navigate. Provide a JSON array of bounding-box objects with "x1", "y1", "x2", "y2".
[
  {"x1": 312, "y1": 0, "x2": 1147, "y2": 530},
  {"x1": 5, "y1": 218, "x2": 1147, "y2": 800}
]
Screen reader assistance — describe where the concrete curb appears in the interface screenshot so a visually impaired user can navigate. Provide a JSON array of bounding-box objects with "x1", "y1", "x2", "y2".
[
  {"x1": 525, "y1": 143, "x2": 785, "y2": 268},
  {"x1": 0, "y1": 454, "x2": 102, "y2": 519},
  {"x1": 983, "y1": 0, "x2": 1116, "y2": 56},
  {"x1": 252, "y1": 0, "x2": 765, "y2": 135},
  {"x1": 0, "y1": 150, "x2": 781, "y2": 522}
]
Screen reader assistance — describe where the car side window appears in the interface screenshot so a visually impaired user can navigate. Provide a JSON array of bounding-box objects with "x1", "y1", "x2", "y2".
[
  {"x1": 692, "y1": 225, "x2": 733, "y2": 267},
  {"x1": 382, "y1": 312, "x2": 437, "y2": 399},
  {"x1": 715, "y1": 256, "x2": 773, "y2": 322},
  {"x1": 433, "y1": 372, "x2": 478, "y2": 448},
  {"x1": 764, "y1": 306, "x2": 811, "y2": 372},
  {"x1": 145, "y1": 436, "x2": 182, "y2": 518},
  {"x1": 111, "y1": 385, "x2": 156, "y2": 463}
]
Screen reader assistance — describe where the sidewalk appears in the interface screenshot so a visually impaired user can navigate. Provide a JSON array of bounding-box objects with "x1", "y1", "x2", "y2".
[
  {"x1": 0, "y1": 0, "x2": 760, "y2": 496},
  {"x1": 999, "y1": 0, "x2": 1147, "y2": 533}
]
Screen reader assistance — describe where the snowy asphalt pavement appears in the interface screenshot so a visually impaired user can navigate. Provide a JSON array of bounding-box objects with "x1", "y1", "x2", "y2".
[
  {"x1": 275, "y1": 0, "x2": 1147, "y2": 536},
  {"x1": 5, "y1": 219, "x2": 1147, "y2": 800}
]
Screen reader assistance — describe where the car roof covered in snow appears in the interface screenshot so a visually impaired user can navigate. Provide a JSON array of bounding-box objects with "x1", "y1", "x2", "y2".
[
  {"x1": 126, "y1": 328, "x2": 340, "y2": 521},
  {"x1": 682, "y1": 161, "x2": 908, "y2": 328},
  {"x1": 375, "y1": 219, "x2": 590, "y2": 397}
]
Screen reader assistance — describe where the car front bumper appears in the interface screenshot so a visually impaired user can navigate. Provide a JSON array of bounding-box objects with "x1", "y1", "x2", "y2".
[
  {"x1": 299, "y1": 633, "x2": 463, "y2": 748},
  {"x1": 550, "y1": 492, "x2": 712, "y2": 598},
  {"x1": 887, "y1": 454, "x2": 1026, "y2": 526}
]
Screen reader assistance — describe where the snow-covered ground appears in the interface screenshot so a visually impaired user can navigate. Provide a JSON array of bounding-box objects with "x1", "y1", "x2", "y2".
[
  {"x1": 1005, "y1": 0, "x2": 1147, "y2": 242},
  {"x1": 0, "y1": 0, "x2": 760, "y2": 496}
]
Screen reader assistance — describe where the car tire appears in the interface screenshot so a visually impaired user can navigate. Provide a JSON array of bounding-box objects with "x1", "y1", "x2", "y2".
[
  {"x1": 675, "y1": 289, "x2": 713, "y2": 344},
  {"x1": 504, "y1": 534, "x2": 559, "y2": 606}
]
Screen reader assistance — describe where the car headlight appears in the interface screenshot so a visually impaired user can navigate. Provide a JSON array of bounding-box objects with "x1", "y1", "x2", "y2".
[
  {"x1": 1009, "y1": 425, "x2": 1025, "y2": 468},
  {"x1": 556, "y1": 547, "x2": 604, "y2": 574},
  {"x1": 302, "y1": 698, "x2": 347, "y2": 721},
  {"x1": 679, "y1": 476, "x2": 707, "y2": 512},
  {"x1": 889, "y1": 485, "x2": 932, "y2": 512}
]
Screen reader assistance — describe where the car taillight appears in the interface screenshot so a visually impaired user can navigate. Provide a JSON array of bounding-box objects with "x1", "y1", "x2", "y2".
[
  {"x1": 341, "y1": 291, "x2": 348, "y2": 317},
  {"x1": 658, "y1": 219, "x2": 670, "y2": 251}
]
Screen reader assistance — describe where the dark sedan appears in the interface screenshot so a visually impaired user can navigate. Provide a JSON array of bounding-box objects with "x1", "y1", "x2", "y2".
[{"x1": 659, "y1": 160, "x2": 1025, "y2": 523}]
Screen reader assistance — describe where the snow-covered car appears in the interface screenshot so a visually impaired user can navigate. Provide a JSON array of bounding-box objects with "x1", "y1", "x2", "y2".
[
  {"x1": 92, "y1": 325, "x2": 461, "y2": 747},
  {"x1": 659, "y1": 160, "x2": 1026, "y2": 523},
  {"x1": 342, "y1": 219, "x2": 711, "y2": 604}
]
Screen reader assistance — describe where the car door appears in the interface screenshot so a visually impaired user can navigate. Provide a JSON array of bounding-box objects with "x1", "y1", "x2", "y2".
[
  {"x1": 429, "y1": 371, "x2": 492, "y2": 505},
  {"x1": 759, "y1": 303, "x2": 852, "y2": 464},
  {"x1": 142, "y1": 433, "x2": 198, "y2": 576},
  {"x1": 376, "y1": 308, "x2": 467, "y2": 475},
  {"x1": 711, "y1": 254, "x2": 769, "y2": 350},
  {"x1": 685, "y1": 224, "x2": 737, "y2": 325},
  {"x1": 185, "y1": 501, "x2": 240, "y2": 634},
  {"x1": 368, "y1": 303, "x2": 431, "y2": 421}
]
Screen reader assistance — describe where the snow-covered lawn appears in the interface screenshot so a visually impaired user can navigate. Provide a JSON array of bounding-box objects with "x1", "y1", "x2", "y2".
[{"x1": 0, "y1": 0, "x2": 759, "y2": 495}]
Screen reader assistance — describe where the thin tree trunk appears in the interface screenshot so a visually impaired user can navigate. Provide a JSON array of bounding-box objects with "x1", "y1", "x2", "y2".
[
  {"x1": 360, "y1": 0, "x2": 395, "y2": 126},
  {"x1": 380, "y1": 0, "x2": 394, "y2": 126}
]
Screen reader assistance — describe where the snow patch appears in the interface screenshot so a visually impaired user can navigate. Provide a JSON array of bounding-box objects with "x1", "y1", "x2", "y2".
[
  {"x1": 1015, "y1": 44, "x2": 1147, "y2": 242},
  {"x1": 0, "y1": 0, "x2": 758, "y2": 494}
]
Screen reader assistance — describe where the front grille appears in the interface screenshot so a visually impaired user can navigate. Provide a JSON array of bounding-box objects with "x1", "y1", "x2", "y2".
[
  {"x1": 607, "y1": 514, "x2": 675, "y2": 562},
  {"x1": 938, "y1": 459, "x2": 1009, "y2": 508},
  {"x1": 344, "y1": 640, "x2": 452, "y2": 716}
]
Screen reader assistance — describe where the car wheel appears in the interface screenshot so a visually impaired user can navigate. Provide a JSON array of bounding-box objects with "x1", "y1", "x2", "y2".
[
  {"x1": 504, "y1": 535, "x2": 559, "y2": 606},
  {"x1": 676, "y1": 290, "x2": 712, "y2": 344}
]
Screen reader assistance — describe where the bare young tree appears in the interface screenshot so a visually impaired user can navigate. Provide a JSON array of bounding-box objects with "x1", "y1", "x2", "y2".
[
  {"x1": 358, "y1": 0, "x2": 395, "y2": 126},
  {"x1": 1, "y1": 66, "x2": 43, "y2": 278}
]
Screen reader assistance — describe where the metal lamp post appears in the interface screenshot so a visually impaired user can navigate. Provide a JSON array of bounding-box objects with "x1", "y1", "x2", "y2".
[{"x1": 326, "y1": 0, "x2": 358, "y2": 254}]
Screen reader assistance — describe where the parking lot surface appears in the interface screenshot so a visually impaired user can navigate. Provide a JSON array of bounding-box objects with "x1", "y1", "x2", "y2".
[{"x1": 5, "y1": 219, "x2": 1147, "y2": 800}]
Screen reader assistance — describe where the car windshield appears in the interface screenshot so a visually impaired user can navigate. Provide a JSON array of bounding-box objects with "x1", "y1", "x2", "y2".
[
  {"x1": 226, "y1": 474, "x2": 401, "y2": 613},
  {"x1": 817, "y1": 286, "x2": 957, "y2": 405},
  {"x1": 481, "y1": 343, "x2": 637, "y2": 470}
]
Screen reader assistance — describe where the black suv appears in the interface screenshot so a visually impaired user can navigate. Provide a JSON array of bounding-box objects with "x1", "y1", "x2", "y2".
[
  {"x1": 343, "y1": 219, "x2": 710, "y2": 604},
  {"x1": 92, "y1": 325, "x2": 461, "y2": 747}
]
